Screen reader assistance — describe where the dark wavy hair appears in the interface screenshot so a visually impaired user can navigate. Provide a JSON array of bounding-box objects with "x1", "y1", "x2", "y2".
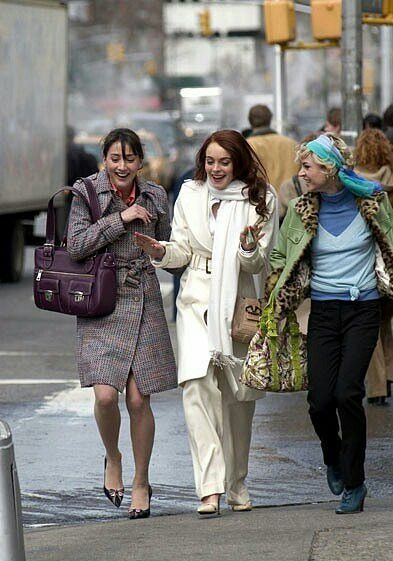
[{"x1": 194, "y1": 129, "x2": 269, "y2": 217}]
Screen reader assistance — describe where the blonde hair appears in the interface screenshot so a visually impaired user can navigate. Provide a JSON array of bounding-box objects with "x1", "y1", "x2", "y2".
[{"x1": 295, "y1": 132, "x2": 354, "y2": 178}]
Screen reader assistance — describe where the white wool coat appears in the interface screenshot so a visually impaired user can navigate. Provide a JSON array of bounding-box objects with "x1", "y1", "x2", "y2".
[{"x1": 154, "y1": 180, "x2": 279, "y2": 398}]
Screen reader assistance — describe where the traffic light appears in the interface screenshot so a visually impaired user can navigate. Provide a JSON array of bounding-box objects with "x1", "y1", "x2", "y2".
[
  {"x1": 311, "y1": 0, "x2": 342, "y2": 41},
  {"x1": 264, "y1": 1, "x2": 296, "y2": 45},
  {"x1": 382, "y1": 0, "x2": 393, "y2": 14},
  {"x1": 106, "y1": 42, "x2": 126, "y2": 63},
  {"x1": 198, "y1": 8, "x2": 212, "y2": 37},
  {"x1": 362, "y1": 1, "x2": 393, "y2": 15}
]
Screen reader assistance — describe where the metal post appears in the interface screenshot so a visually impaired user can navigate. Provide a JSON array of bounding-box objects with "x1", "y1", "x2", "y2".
[
  {"x1": 274, "y1": 44, "x2": 287, "y2": 134},
  {"x1": 341, "y1": 0, "x2": 363, "y2": 147},
  {"x1": 0, "y1": 420, "x2": 26, "y2": 561},
  {"x1": 381, "y1": 26, "x2": 392, "y2": 113}
]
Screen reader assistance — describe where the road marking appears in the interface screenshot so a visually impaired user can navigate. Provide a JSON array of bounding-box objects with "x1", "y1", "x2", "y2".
[
  {"x1": 0, "y1": 352, "x2": 73, "y2": 357},
  {"x1": 0, "y1": 379, "x2": 77, "y2": 385}
]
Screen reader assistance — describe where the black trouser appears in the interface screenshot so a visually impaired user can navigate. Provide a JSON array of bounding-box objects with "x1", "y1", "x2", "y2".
[{"x1": 307, "y1": 299, "x2": 380, "y2": 489}]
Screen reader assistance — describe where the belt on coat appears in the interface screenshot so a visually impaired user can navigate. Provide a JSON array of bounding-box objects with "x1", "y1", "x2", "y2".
[
  {"x1": 189, "y1": 253, "x2": 212, "y2": 274},
  {"x1": 117, "y1": 256, "x2": 154, "y2": 287}
]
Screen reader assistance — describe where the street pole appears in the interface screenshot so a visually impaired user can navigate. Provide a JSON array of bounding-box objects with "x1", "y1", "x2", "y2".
[
  {"x1": 274, "y1": 44, "x2": 287, "y2": 134},
  {"x1": 341, "y1": 0, "x2": 363, "y2": 147},
  {"x1": 0, "y1": 420, "x2": 26, "y2": 561},
  {"x1": 381, "y1": 26, "x2": 392, "y2": 113}
]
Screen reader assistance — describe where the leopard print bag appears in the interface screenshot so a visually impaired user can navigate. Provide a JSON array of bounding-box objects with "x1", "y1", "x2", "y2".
[{"x1": 240, "y1": 296, "x2": 308, "y2": 392}]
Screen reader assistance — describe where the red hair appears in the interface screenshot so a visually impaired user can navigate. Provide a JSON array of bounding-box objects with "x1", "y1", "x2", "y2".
[{"x1": 194, "y1": 129, "x2": 269, "y2": 216}]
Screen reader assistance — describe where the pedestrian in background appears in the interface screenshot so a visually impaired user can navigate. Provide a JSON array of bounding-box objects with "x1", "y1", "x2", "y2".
[
  {"x1": 354, "y1": 128, "x2": 393, "y2": 204},
  {"x1": 66, "y1": 125, "x2": 99, "y2": 187},
  {"x1": 278, "y1": 133, "x2": 317, "y2": 222},
  {"x1": 354, "y1": 127, "x2": 393, "y2": 405},
  {"x1": 247, "y1": 104, "x2": 299, "y2": 191},
  {"x1": 268, "y1": 132, "x2": 393, "y2": 514},
  {"x1": 67, "y1": 128, "x2": 177, "y2": 519},
  {"x1": 363, "y1": 112, "x2": 382, "y2": 130},
  {"x1": 135, "y1": 129, "x2": 278, "y2": 516},
  {"x1": 322, "y1": 107, "x2": 342, "y2": 135},
  {"x1": 382, "y1": 103, "x2": 393, "y2": 145},
  {"x1": 65, "y1": 126, "x2": 99, "y2": 215}
]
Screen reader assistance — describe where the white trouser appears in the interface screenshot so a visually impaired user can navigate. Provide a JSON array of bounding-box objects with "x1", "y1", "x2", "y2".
[{"x1": 182, "y1": 364, "x2": 255, "y2": 504}]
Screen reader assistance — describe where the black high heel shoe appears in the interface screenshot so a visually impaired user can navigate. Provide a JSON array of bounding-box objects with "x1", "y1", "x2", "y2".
[
  {"x1": 103, "y1": 457, "x2": 124, "y2": 508},
  {"x1": 129, "y1": 485, "x2": 152, "y2": 520}
]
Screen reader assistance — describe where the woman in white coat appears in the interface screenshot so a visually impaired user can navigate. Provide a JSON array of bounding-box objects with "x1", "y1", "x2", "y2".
[{"x1": 135, "y1": 130, "x2": 278, "y2": 515}]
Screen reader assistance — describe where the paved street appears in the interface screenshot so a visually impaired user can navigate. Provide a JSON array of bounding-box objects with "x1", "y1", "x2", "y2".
[{"x1": 1, "y1": 249, "x2": 393, "y2": 540}]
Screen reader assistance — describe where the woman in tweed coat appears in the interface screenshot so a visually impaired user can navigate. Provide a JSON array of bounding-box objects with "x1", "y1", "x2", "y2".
[
  {"x1": 67, "y1": 128, "x2": 177, "y2": 519},
  {"x1": 135, "y1": 130, "x2": 278, "y2": 516}
]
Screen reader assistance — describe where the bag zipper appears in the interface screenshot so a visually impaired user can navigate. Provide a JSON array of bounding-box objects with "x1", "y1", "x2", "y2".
[{"x1": 35, "y1": 269, "x2": 94, "y2": 281}]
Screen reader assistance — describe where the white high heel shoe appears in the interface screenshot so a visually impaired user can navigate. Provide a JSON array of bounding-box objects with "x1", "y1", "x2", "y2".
[
  {"x1": 231, "y1": 500, "x2": 252, "y2": 512},
  {"x1": 197, "y1": 494, "x2": 221, "y2": 517}
]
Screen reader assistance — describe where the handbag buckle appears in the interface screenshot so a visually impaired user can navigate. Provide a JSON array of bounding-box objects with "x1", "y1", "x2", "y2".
[
  {"x1": 74, "y1": 291, "x2": 85, "y2": 302},
  {"x1": 205, "y1": 258, "x2": 211, "y2": 274},
  {"x1": 44, "y1": 290, "x2": 54, "y2": 302}
]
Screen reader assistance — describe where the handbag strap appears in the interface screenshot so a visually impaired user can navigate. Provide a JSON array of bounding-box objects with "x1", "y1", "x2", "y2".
[
  {"x1": 285, "y1": 312, "x2": 304, "y2": 391},
  {"x1": 45, "y1": 178, "x2": 101, "y2": 245},
  {"x1": 258, "y1": 296, "x2": 304, "y2": 391},
  {"x1": 258, "y1": 295, "x2": 280, "y2": 390}
]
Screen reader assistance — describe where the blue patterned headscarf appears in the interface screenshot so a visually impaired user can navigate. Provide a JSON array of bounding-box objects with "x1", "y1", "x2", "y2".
[{"x1": 306, "y1": 134, "x2": 383, "y2": 198}]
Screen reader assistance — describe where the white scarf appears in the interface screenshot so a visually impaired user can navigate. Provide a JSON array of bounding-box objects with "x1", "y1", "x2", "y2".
[{"x1": 207, "y1": 179, "x2": 249, "y2": 368}]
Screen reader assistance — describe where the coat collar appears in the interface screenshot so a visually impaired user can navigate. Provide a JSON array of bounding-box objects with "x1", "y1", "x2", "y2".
[
  {"x1": 94, "y1": 171, "x2": 165, "y2": 214},
  {"x1": 181, "y1": 180, "x2": 213, "y2": 252},
  {"x1": 293, "y1": 190, "x2": 384, "y2": 235}
]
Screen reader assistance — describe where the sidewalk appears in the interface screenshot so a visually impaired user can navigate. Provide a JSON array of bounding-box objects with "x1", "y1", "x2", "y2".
[{"x1": 24, "y1": 498, "x2": 393, "y2": 561}]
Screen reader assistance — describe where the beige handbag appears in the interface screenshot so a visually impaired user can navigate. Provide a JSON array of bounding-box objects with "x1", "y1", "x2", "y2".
[
  {"x1": 231, "y1": 215, "x2": 265, "y2": 344},
  {"x1": 231, "y1": 297, "x2": 263, "y2": 344}
]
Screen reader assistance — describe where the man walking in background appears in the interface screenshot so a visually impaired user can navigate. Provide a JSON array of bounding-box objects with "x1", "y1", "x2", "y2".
[{"x1": 247, "y1": 104, "x2": 299, "y2": 191}]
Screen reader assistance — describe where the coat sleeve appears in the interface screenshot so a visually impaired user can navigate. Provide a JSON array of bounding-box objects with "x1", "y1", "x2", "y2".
[
  {"x1": 67, "y1": 182, "x2": 126, "y2": 261},
  {"x1": 154, "y1": 187, "x2": 171, "y2": 242},
  {"x1": 269, "y1": 202, "x2": 293, "y2": 271},
  {"x1": 237, "y1": 188, "x2": 279, "y2": 276},
  {"x1": 152, "y1": 188, "x2": 192, "y2": 269}
]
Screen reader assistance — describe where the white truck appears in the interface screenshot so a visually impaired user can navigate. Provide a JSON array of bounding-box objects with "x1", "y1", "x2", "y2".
[{"x1": 0, "y1": 0, "x2": 67, "y2": 282}]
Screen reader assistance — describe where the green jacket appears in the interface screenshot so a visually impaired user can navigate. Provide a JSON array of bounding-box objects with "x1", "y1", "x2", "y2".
[{"x1": 267, "y1": 191, "x2": 393, "y2": 318}]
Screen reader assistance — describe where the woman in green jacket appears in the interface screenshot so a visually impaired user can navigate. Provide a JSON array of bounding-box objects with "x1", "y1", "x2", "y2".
[{"x1": 268, "y1": 133, "x2": 393, "y2": 514}]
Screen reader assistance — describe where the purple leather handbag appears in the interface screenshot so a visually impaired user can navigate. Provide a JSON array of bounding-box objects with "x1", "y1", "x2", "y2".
[{"x1": 33, "y1": 178, "x2": 116, "y2": 317}]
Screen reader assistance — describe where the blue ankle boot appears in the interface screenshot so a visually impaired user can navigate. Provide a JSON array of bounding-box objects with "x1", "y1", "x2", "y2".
[
  {"x1": 335, "y1": 483, "x2": 367, "y2": 514},
  {"x1": 326, "y1": 464, "x2": 344, "y2": 496}
]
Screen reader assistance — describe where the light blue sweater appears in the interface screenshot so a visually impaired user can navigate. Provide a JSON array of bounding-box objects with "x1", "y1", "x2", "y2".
[{"x1": 311, "y1": 190, "x2": 379, "y2": 301}]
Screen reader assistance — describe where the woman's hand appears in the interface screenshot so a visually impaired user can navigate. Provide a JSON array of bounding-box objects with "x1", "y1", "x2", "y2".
[
  {"x1": 134, "y1": 232, "x2": 166, "y2": 260},
  {"x1": 240, "y1": 224, "x2": 265, "y2": 252},
  {"x1": 120, "y1": 205, "x2": 152, "y2": 225}
]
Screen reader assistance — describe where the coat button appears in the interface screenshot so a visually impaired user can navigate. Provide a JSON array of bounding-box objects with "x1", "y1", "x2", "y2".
[{"x1": 132, "y1": 295, "x2": 140, "y2": 302}]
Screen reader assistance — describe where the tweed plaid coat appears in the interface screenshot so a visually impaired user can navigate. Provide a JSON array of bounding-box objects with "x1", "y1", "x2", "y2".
[{"x1": 67, "y1": 171, "x2": 177, "y2": 395}]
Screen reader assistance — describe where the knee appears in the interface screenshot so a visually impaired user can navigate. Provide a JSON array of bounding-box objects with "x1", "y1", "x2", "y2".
[
  {"x1": 308, "y1": 391, "x2": 334, "y2": 417},
  {"x1": 335, "y1": 387, "x2": 364, "y2": 410},
  {"x1": 127, "y1": 393, "x2": 149, "y2": 417},
  {"x1": 95, "y1": 387, "x2": 118, "y2": 410}
]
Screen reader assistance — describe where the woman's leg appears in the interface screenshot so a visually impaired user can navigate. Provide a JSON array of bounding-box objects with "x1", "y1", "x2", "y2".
[
  {"x1": 125, "y1": 375, "x2": 155, "y2": 508},
  {"x1": 93, "y1": 384, "x2": 123, "y2": 490},
  {"x1": 366, "y1": 336, "x2": 387, "y2": 399},
  {"x1": 182, "y1": 365, "x2": 225, "y2": 502},
  {"x1": 307, "y1": 301, "x2": 342, "y2": 467},
  {"x1": 335, "y1": 301, "x2": 380, "y2": 489},
  {"x1": 219, "y1": 372, "x2": 255, "y2": 506}
]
